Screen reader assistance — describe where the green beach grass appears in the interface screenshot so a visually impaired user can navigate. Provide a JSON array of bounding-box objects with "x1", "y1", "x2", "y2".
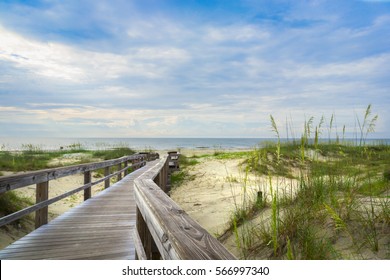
[
  {"x1": 0, "y1": 144, "x2": 137, "y2": 234},
  {"x1": 172, "y1": 105, "x2": 389, "y2": 259}
]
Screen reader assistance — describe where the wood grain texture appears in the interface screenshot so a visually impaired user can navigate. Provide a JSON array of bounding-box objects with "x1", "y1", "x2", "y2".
[
  {"x1": 132, "y1": 229, "x2": 147, "y2": 260},
  {"x1": 35, "y1": 181, "x2": 49, "y2": 229},
  {"x1": 0, "y1": 159, "x2": 160, "y2": 260},
  {"x1": 0, "y1": 154, "x2": 146, "y2": 193},
  {"x1": 0, "y1": 152, "x2": 235, "y2": 260},
  {"x1": 0, "y1": 160, "x2": 146, "y2": 227},
  {"x1": 134, "y1": 157, "x2": 236, "y2": 260}
]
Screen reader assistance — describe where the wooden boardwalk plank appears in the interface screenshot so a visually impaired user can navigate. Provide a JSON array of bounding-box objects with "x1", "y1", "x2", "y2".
[{"x1": 0, "y1": 159, "x2": 160, "y2": 260}]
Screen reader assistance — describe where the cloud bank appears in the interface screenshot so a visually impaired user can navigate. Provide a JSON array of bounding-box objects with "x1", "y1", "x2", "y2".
[{"x1": 0, "y1": 0, "x2": 389, "y2": 138}]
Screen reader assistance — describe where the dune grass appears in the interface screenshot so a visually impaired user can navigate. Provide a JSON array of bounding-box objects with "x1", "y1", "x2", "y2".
[
  {"x1": 0, "y1": 144, "x2": 137, "y2": 233},
  {"x1": 228, "y1": 105, "x2": 389, "y2": 259},
  {"x1": 0, "y1": 191, "x2": 34, "y2": 228},
  {"x1": 170, "y1": 155, "x2": 199, "y2": 188},
  {"x1": 0, "y1": 144, "x2": 136, "y2": 172}
]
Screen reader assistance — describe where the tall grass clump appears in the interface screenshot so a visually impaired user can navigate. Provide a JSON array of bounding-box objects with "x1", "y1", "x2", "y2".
[
  {"x1": 170, "y1": 155, "x2": 199, "y2": 188},
  {"x1": 356, "y1": 104, "x2": 378, "y2": 147},
  {"x1": 230, "y1": 105, "x2": 389, "y2": 259},
  {"x1": 0, "y1": 143, "x2": 94, "y2": 171},
  {"x1": 0, "y1": 192, "x2": 34, "y2": 228},
  {"x1": 92, "y1": 147, "x2": 136, "y2": 160},
  {"x1": 270, "y1": 115, "x2": 281, "y2": 163}
]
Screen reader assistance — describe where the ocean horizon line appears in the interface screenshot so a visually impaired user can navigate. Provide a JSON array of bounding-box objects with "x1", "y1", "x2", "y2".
[{"x1": 1, "y1": 137, "x2": 389, "y2": 151}]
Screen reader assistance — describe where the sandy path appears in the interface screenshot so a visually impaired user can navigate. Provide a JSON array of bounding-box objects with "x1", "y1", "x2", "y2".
[
  {"x1": 171, "y1": 157, "x2": 247, "y2": 236},
  {"x1": 170, "y1": 153, "x2": 389, "y2": 260},
  {"x1": 170, "y1": 155, "x2": 298, "y2": 237}
]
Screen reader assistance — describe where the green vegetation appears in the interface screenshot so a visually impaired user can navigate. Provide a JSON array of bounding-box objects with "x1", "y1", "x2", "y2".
[
  {"x1": 227, "y1": 105, "x2": 390, "y2": 259},
  {"x1": 0, "y1": 192, "x2": 34, "y2": 228},
  {"x1": 213, "y1": 151, "x2": 252, "y2": 160},
  {"x1": 91, "y1": 147, "x2": 136, "y2": 160},
  {"x1": 0, "y1": 144, "x2": 136, "y2": 172},
  {"x1": 189, "y1": 150, "x2": 251, "y2": 160},
  {"x1": 170, "y1": 155, "x2": 198, "y2": 188},
  {"x1": 0, "y1": 144, "x2": 137, "y2": 232}
]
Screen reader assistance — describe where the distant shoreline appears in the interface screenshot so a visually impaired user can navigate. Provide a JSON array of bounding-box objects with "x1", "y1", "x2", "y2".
[{"x1": 1, "y1": 137, "x2": 389, "y2": 151}]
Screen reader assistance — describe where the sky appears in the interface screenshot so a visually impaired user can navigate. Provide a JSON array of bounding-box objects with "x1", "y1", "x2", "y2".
[{"x1": 0, "y1": 0, "x2": 389, "y2": 138}]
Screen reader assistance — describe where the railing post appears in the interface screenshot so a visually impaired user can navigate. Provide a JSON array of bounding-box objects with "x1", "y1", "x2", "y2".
[
  {"x1": 104, "y1": 167, "x2": 110, "y2": 189},
  {"x1": 84, "y1": 171, "x2": 91, "y2": 201},
  {"x1": 136, "y1": 207, "x2": 160, "y2": 260},
  {"x1": 133, "y1": 158, "x2": 139, "y2": 170},
  {"x1": 163, "y1": 157, "x2": 169, "y2": 193},
  {"x1": 136, "y1": 207, "x2": 151, "y2": 259},
  {"x1": 35, "y1": 181, "x2": 48, "y2": 229},
  {"x1": 154, "y1": 157, "x2": 169, "y2": 193},
  {"x1": 124, "y1": 160, "x2": 129, "y2": 176},
  {"x1": 117, "y1": 163, "x2": 122, "y2": 181}
]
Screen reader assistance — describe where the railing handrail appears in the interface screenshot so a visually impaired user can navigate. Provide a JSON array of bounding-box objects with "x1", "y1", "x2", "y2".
[
  {"x1": 134, "y1": 155, "x2": 236, "y2": 260},
  {"x1": 0, "y1": 154, "x2": 144, "y2": 194},
  {"x1": 0, "y1": 152, "x2": 159, "y2": 229}
]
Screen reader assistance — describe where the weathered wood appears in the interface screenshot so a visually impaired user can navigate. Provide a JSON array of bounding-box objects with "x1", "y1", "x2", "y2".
[
  {"x1": 117, "y1": 163, "x2": 122, "y2": 181},
  {"x1": 168, "y1": 151, "x2": 180, "y2": 172},
  {"x1": 0, "y1": 160, "x2": 160, "y2": 260},
  {"x1": 162, "y1": 157, "x2": 169, "y2": 193},
  {"x1": 84, "y1": 171, "x2": 92, "y2": 201},
  {"x1": 132, "y1": 229, "x2": 147, "y2": 260},
  {"x1": 0, "y1": 163, "x2": 137, "y2": 228},
  {"x1": 35, "y1": 181, "x2": 49, "y2": 229},
  {"x1": 124, "y1": 161, "x2": 129, "y2": 176},
  {"x1": 136, "y1": 207, "x2": 153, "y2": 259},
  {"x1": 134, "y1": 156, "x2": 236, "y2": 260},
  {"x1": 104, "y1": 166, "x2": 110, "y2": 189},
  {"x1": 0, "y1": 154, "x2": 235, "y2": 260},
  {"x1": 0, "y1": 154, "x2": 144, "y2": 194}
]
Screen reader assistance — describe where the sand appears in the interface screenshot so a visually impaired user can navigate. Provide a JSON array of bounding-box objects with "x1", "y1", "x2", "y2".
[
  {"x1": 0, "y1": 171, "x2": 109, "y2": 249},
  {"x1": 1, "y1": 148, "x2": 275, "y2": 250},
  {"x1": 170, "y1": 150, "x2": 299, "y2": 236},
  {"x1": 2, "y1": 148, "x2": 387, "y2": 259}
]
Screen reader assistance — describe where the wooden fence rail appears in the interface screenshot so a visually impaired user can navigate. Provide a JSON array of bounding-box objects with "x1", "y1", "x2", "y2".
[
  {"x1": 0, "y1": 151, "x2": 236, "y2": 260},
  {"x1": 0, "y1": 153, "x2": 158, "y2": 229},
  {"x1": 134, "y1": 153, "x2": 236, "y2": 260}
]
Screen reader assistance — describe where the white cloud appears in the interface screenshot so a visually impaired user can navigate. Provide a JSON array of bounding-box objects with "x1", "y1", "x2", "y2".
[
  {"x1": 0, "y1": 1, "x2": 389, "y2": 138},
  {"x1": 281, "y1": 54, "x2": 390, "y2": 79},
  {"x1": 0, "y1": 25, "x2": 190, "y2": 84},
  {"x1": 204, "y1": 24, "x2": 270, "y2": 43},
  {"x1": 0, "y1": 27, "x2": 86, "y2": 81}
]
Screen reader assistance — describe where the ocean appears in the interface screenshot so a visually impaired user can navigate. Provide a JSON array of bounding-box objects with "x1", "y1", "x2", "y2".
[
  {"x1": 0, "y1": 137, "x2": 389, "y2": 151},
  {"x1": 0, "y1": 137, "x2": 268, "y2": 151}
]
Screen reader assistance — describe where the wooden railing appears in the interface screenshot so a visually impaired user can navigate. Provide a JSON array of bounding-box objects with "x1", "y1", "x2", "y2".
[
  {"x1": 134, "y1": 153, "x2": 236, "y2": 260},
  {"x1": 0, "y1": 151, "x2": 236, "y2": 260},
  {"x1": 0, "y1": 153, "x2": 157, "y2": 229}
]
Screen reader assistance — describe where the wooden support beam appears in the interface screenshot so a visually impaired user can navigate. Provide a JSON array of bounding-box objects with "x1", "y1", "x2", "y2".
[
  {"x1": 104, "y1": 167, "x2": 110, "y2": 189},
  {"x1": 132, "y1": 229, "x2": 147, "y2": 260},
  {"x1": 124, "y1": 161, "x2": 129, "y2": 176},
  {"x1": 0, "y1": 154, "x2": 142, "y2": 194},
  {"x1": 134, "y1": 157, "x2": 236, "y2": 260},
  {"x1": 117, "y1": 163, "x2": 122, "y2": 181},
  {"x1": 35, "y1": 181, "x2": 49, "y2": 229},
  {"x1": 84, "y1": 171, "x2": 91, "y2": 201}
]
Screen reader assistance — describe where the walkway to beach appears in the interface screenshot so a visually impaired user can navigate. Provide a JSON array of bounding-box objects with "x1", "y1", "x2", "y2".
[
  {"x1": 0, "y1": 160, "x2": 157, "y2": 260},
  {"x1": 0, "y1": 152, "x2": 235, "y2": 260}
]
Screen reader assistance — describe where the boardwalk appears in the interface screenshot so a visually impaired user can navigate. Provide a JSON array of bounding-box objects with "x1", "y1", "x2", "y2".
[{"x1": 0, "y1": 159, "x2": 159, "y2": 260}]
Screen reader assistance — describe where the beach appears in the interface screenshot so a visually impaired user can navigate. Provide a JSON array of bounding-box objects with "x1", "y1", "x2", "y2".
[
  {"x1": 0, "y1": 148, "x2": 251, "y2": 249},
  {"x1": 1, "y1": 146, "x2": 389, "y2": 259}
]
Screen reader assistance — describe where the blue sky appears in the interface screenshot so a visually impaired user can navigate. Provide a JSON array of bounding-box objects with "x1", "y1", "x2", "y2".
[{"x1": 0, "y1": 0, "x2": 389, "y2": 138}]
